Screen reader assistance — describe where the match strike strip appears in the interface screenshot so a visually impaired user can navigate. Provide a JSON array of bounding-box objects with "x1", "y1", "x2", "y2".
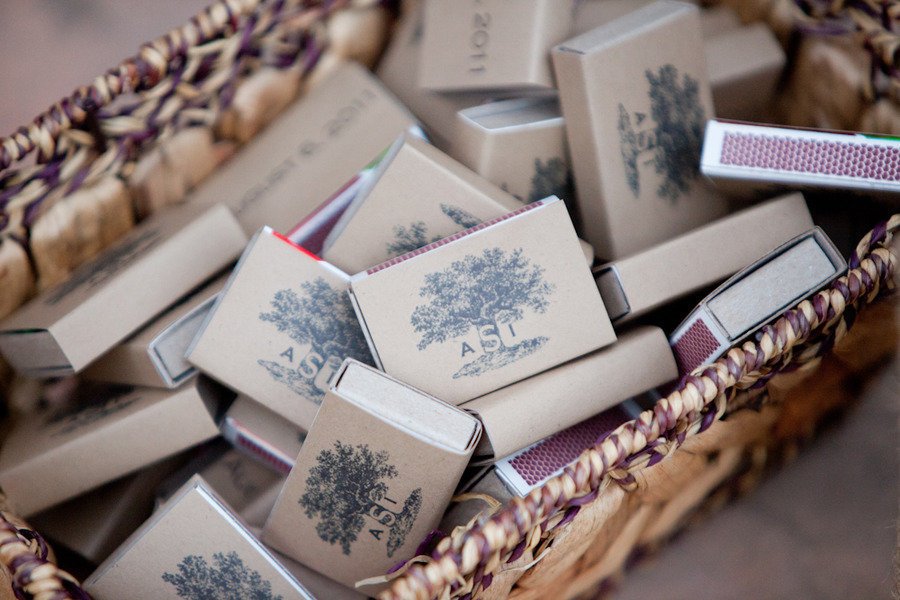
[
  {"x1": 702, "y1": 119, "x2": 900, "y2": 191},
  {"x1": 361, "y1": 198, "x2": 551, "y2": 276}
]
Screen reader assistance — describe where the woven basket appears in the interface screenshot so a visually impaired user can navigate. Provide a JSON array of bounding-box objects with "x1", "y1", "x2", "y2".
[{"x1": 0, "y1": 1, "x2": 897, "y2": 598}]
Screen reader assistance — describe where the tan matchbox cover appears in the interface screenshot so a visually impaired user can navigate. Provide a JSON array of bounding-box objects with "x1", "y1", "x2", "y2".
[
  {"x1": 30, "y1": 456, "x2": 183, "y2": 564},
  {"x1": 376, "y1": 2, "x2": 499, "y2": 151},
  {"x1": 573, "y1": 1, "x2": 738, "y2": 38},
  {"x1": 0, "y1": 378, "x2": 226, "y2": 517},
  {"x1": 419, "y1": 0, "x2": 575, "y2": 92},
  {"x1": 85, "y1": 476, "x2": 314, "y2": 600},
  {"x1": 187, "y1": 227, "x2": 373, "y2": 431},
  {"x1": 594, "y1": 192, "x2": 815, "y2": 324},
  {"x1": 84, "y1": 273, "x2": 229, "y2": 388},
  {"x1": 0, "y1": 202, "x2": 246, "y2": 378},
  {"x1": 322, "y1": 134, "x2": 521, "y2": 273},
  {"x1": 270, "y1": 548, "x2": 369, "y2": 600},
  {"x1": 706, "y1": 23, "x2": 786, "y2": 121},
  {"x1": 221, "y1": 395, "x2": 306, "y2": 475},
  {"x1": 464, "y1": 326, "x2": 676, "y2": 461},
  {"x1": 263, "y1": 359, "x2": 481, "y2": 588},
  {"x1": 349, "y1": 198, "x2": 615, "y2": 406},
  {"x1": 187, "y1": 62, "x2": 417, "y2": 236},
  {"x1": 552, "y1": 0, "x2": 729, "y2": 260},
  {"x1": 156, "y1": 442, "x2": 283, "y2": 519},
  {"x1": 454, "y1": 96, "x2": 570, "y2": 205}
]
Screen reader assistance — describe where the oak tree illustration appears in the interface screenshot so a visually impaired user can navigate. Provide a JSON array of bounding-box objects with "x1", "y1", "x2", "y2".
[
  {"x1": 46, "y1": 385, "x2": 139, "y2": 437},
  {"x1": 258, "y1": 277, "x2": 371, "y2": 401},
  {"x1": 410, "y1": 247, "x2": 555, "y2": 378},
  {"x1": 617, "y1": 64, "x2": 705, "y2": 202},
  {"x1": 527, "y1": 157, "x2": 573, "y2": 203},
  {"x1": 387, "y1": 203, "x2": 481, "y2": 256},
  {"x1": 300, "y1": 442, "x2": 421, "y2": 557},
  {"x1": 162, "y1": 551, "x2": 282, "y2": 600}
]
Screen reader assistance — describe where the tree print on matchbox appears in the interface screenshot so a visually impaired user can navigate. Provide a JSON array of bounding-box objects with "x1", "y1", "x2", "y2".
[
  {"x1": 163, "y1": 551, "x2": 282, "y2": 600},
  {"x1": 411, "y1": 247, "x2": 556, "y2": 379},
  {"x1": 617, "y1": 64, "x2": 705, "y2": 203},
  {"x1": 258, "y1": 277, "x2": 371, "y2": 404},
  {"x1": 45, "y1": 386, "x2": 139, "y2": 437},
  {"x1": 503, "y1": 157, "x2": 573, "y2": 205},
  {"x1": 300, "y1": 441, "x2": 421, "y2": 557},
  {"x1": 387, "y1": 203, "x2": 480, "y2": 257}
]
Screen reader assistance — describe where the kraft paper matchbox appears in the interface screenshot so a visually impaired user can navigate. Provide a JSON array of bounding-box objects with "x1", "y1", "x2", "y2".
[
  {"x1": 705, "y1": 24, "x2": 785, "y2": 121},
  {"x1": 0, "y1": 202, "x2": 246, "y2": 377},
  {"x1": 348, "y1": 197, "x2": 616, "y2": 406},
  {"x1": 419, "y1": 0, "x2": 575, "y2": 92},
  {"x1": 594, "y1": 193, "x2": 815, "y2": 324},
  {"x1": 454, "y1": 96, "x2": 571, "y2": 205},
  {"x1": 442, "y1": 400, "x2": 638, "y2": 531},
  {"x1": 552, "y1": 1, "x2": 729, "y2": 259},
  {"x1": 156, "y1": 441, "x2": 284, "y2": 529},
  {"x1": 84, "y1": 273, "x2": 228, "y2": 388},
  {"x1": 30, "y1": 456, "x2": 183, "y2": 564},
  {"x1": 0, "y1": 378, "x2": 228, "y2": 517},
  {"x1": 376, "y1": 2, "x2": 501, "y2": 151},
  {"x1": 263, "y1": 359, "x2": 482, "y2": 588},
  {"x1": 321, "y1": 134, "x2": 521, "y2": 273},
  {"x1": 221, "y1": 395, "x2": 306, "y2": 475},
  {"x1": 465, "y1": 326, "x2": 676, "y2": 461},
  {"x1": 670, "y1": 227, "x2": 847, "y2": 374},
  {"x1": 701, "y1": 119, "x2": 900, "y2": 196},
  {"x1": 84, "y1": 476, "x2": 314, "y2": 600},
  {"x1": 187, "y1": 62, "x2": 418, "y2": 235},
  {"x1": 187, "y1": 227, "x2": 373, "y2": 431},
  {"x1": 494, "y1": 400, "x2": 638, "y2": 496}
]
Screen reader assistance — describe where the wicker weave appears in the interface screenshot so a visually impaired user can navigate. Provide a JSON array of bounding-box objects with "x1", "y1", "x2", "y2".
[{"x1": 0, "y1": 1, "x2": 896, "y2": 599}]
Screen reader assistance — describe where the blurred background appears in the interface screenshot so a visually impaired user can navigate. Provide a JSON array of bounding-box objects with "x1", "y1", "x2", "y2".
[{"x1": 0, "y1": 1, "x2": 896, "y2": 598}]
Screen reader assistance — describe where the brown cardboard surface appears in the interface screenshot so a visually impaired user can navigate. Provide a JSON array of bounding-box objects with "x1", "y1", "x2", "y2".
[
  {"x1": 84, "y1": 273, "x2": 229, "y2": 388},
  {"x1": 271, "y1": 548, "x2": 368, "y2": 600},
  {"x1": 156, "y1": 442, "x2": 283, "y2": 521},
  {"x1": 464, "y1": 326, "x2": 676, "y2": 460},
  {"x1": 454, "y1": 96, "x2": 570, "y2": 204},
  {"x1": 552, "y1": 1, "x2": 729, "y2": 259},
  {"x1": 85, "y1": 476, "x2": 314, "y2": 599},
  {"x1": 573, "y1": 1, "x2": 733, "y2": 38},
  {"x1": 30, "y1": 456, "x2": 183, "y2": 564},
  {"x1": 263, "y1": 360, "x2": 480, "y2": 588},
  {"x1": 376, "y1": 3, "x2": 498, "y2": 151},
  {"x1": 349, "y1": 198, "x2": 615, "y2": 405},
  {"x1": 187, "y1": 228, "x2": 373, "y2": 431},
  {"x1": 189, "y1": 62, "x2": 417, "y2": 235},
  {"x1": 419, "y1": 0, "x2": 575, "y2": 92},
  {"x1": 0, "y1": 202, "x2": 246, "y2": 377},
  {"x1": 706, "y1": 23, "x2": 785, "y2": 120},
  {"x1": 594, "y1": 193, "x2": 813, "y2": 323},
  {"x1": 0, "y1": 378, "x2": 226, "y2": 516},
  {"x1": 322, "y1": 134, "x2": 521, "y2": 273}
]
